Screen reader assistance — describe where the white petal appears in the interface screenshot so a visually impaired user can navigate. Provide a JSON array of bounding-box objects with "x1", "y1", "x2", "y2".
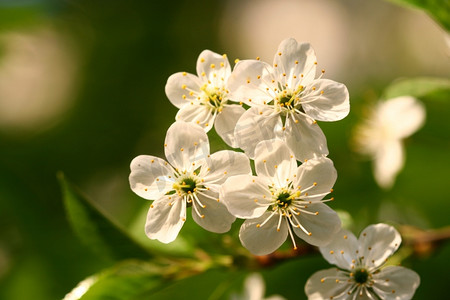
[
  {"x1": 164, "y1": 121, "x2": 210, "y2": 172},
  {"x1": 175, "y1": 102, "x2": 215, "y2": 132},
  {"x1": 235, "y1": 106, "x2": 282, "y2": 159},
  {"x1": 358, "y1": 223, "x2": 402, "y2": 268},
  {"x1": 373, "y1": 140, "x2": 404, "y2": 189},
  {"x1": 305, "y1": 268, "x2": 352, "y2": 300},
  {"x1": 244, "y1": 273, "x2": 265, "y2": 300},
  {"x1": 145, "y1": 195, "x2": 186, "y2": 243},
  {"x1": 129, "y1": 155, "x2": 174, "y2": 200},
  {"x1": 191, "y1": 190, "x2": 235, "y2": 233},
  {"x1": 319, "y1": 228, "x2": 359, "y2": 270},
  {"x1": 295, "y1": 156, "x2": 337, "y2": 202},
  {"x1": 301, "y1": 79, "x2": 350, "y2": 121},
  {"x1": 220, "y1": 175, "x2": 272, "y2": 219},
  {"x1": 228, "y1": 60, "x2": 276, "y2": 105},
  {"x1": 165, "y1": 72, "x2": 203, "y2": 108},
  {"x1": 196, "y1": 50, "x2": 231, "y2": 87},
  {"x1": 292, "y1": 202, "x2": 341, "y2": 247},
  {"x1": 284, "y1": 116, "x2": 328, "y2": 161},
  {"x1": 201, "y1": 150, "x2": 251, "y2": 189},
  {"x1": 378, "y1": 96, "x2": 426, "y2": 139},
  {"x1": 372, "y1": 266, "x2": 420, "y2": 300},
  {"x1": 214, "y1": 104, "x2": 246, "y2": 147},
  {"x1": 274, "y1": 38, "x2": 317, "y2": 87},
  {"x1": 239, "y1": 212, "x2": 288, "y2": 256},
  {"x1": 254, "y1": 139, "x2": 297, "y2": 188},
  {"x1": 265, "y1": 296, "x2": 286, "y2": 300}
]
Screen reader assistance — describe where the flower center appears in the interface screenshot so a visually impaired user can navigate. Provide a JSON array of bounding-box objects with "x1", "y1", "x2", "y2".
[
  {"x1": 276, "y1": 191, "x2": 292, "y2": 208},
  {"x1": 208, "y1": 93, "x2": 223, "y2": 107},
  {"x1": 279, "y1": 95, "x2": 293, "y2": 107},
  {"x1": 173, "y1": 176, "x2": 198, "y2": 194},
  {"x1": 354, "y1": 268, "x2": 369, "y2": 284},
  {"x1": 201, "y1": 85, "x2": 226, "y2": 113}
]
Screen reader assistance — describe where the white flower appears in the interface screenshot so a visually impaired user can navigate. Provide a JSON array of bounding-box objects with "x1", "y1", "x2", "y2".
[
  {"x1": 353, "y1": 96, "x2": 426, "y2": 189},
  {"x1": 129, "y1": 121, "x2": 251, "y2": 243},
  {"x1": 230, "y1": 273, "x2": 285, "y2": 300},
  {"x1": 165, "y1": 50, "x2": 245, "y2": 147},
  {"x1": 228, "y1": 38, "x2": 349, "y2": 160},
  {"x1": 305, "y1": 224, "x2": 420, "y2": 300},
  {"x1": 220, "y1": 140, "x2": 341, "y2": 255}
]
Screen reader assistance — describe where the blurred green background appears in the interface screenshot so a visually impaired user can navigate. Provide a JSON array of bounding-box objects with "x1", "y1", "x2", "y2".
[{"x1": 0, "y1": 0, "x2": 449, "y2": 299}]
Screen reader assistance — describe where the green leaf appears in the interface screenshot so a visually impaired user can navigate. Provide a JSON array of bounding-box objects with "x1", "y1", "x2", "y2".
[
  {"x1": 58, "y1": 173, "x2": 153, "y2": 261},
  {"x1": 136, "y1": 269, "x2": 240, "y2": 300},
  {"x1": 383, "y1": 77, "x2": 450, "y2": 99},
  {"x1": 63, "y1": 260, "x2": 165, "y2": 300},
  {"x1": 386, "y1": 0, "x2": 450, "y2": 31}
]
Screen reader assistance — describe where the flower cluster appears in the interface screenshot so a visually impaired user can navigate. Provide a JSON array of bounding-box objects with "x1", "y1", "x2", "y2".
[{"x1": 129, "y1": 38, "x2": 420, "y2": 299}]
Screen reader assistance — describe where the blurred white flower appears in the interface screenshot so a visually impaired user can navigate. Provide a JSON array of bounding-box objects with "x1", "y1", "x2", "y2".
[
  {"x1": 353, "y1": 96, "x2": 426, "y2": 189},
  {"x1": 228, "y1": 38, "x2": 349, "y2": 160},
  {"x1": 305, "y1": 223, "x2": 420, "y2": 300},
  {"x1": 165, "y1": 50, "x2": 245, "y2": 147},
  {"x1": 0, "y1": 27, "x2": 78, "y2": 133},
  {"x1": 221, "y1": 140, "x2": 340, "y2": 255},
  {"x1": 129, "y1": 121, "x2": 251, "y2": 243},
  {"x1": 231, "y1": 273, "x2": 285, "y2": 300}
]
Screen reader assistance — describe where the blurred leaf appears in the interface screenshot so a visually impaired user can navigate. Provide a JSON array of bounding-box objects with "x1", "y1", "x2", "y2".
[
  {"x1": 137, "y1": 268, "x2": 240, "y2": 300},
  {"x1": 0, "y1": 7, "x2": 43, "y2": 31},
  {"x1": 383, "y1": 77, "x2": 450, "y2": 99},
  {"x1": 128, "y1": 203, "x2": 196, "y2": 258},
  {"x1": 63, "y1": 260, "x2": 164, "y2": 300},
  {"x1": 335, "y1": 209, "x2": 354, "y2": 230},
  {"x1": 58, "y1": 173, "x2": 153, "y2": 261},
  {"x1": 386, "y1": 0, "x2": 450, "y2": 30}
]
